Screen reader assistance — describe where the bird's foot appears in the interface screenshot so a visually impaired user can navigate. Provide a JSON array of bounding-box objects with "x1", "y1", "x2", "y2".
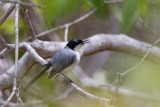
[
  {"x1": 62, "y1": 74, "x2": 73, "y2": 85},
  {"x1": 55, "y1": 73, "x2": 73, "y2": 85}
]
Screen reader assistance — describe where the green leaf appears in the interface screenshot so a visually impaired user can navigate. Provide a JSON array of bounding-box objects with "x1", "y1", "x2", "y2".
[{"x1": 122, "y1": 0, "x2": 141, "y2": 33}]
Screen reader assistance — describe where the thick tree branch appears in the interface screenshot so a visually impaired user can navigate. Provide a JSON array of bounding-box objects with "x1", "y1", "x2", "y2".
[
  {"x1": 27, "y1": 34, "x2": 160, "y2": 64},
  {"x1": 84, "y1": 34, "x2": 160, "y2": 64},
  {"x1": 0, "y1": 52, "x2": 34, "y2": 89}
]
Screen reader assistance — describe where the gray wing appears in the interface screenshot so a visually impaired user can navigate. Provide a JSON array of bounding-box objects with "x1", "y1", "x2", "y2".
[{"x1": 48, "y1": 48, "x2": 76, "y2": 78}]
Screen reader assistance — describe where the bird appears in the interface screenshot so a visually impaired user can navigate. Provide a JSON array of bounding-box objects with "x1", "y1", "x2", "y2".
[{"x1": 24, "y1": 39, "x2": 89, "y2": 91}]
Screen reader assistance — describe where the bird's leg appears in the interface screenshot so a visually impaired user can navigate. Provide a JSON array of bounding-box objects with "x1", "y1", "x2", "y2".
[
  {"x1": 55, "y1": 73, "x2": 73, "y2": 85},
  {"x1": 55, "y1": 73, "x2": 60, "y2": 78},
  {"x1": 62, "y1": 74, "x2": 73, "y2": 85}
]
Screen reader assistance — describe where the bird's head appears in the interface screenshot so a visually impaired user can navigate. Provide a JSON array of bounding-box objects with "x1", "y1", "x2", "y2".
[{"x1": 66, "y1": 39, "x2": 90, "y2": 51}]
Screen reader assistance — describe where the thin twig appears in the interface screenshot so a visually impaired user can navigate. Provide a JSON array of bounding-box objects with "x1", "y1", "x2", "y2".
[
  {"x1": 0, "y1": 48, "x2": 8, "y2": 59},
  {"x1": 0, "y1": 99, "x2": 16, "y2": 106},
  {"x1": 64, "y1": 24, "x2": 69, "y2": 42},
  {"x1": 121, "y1": 36, "x2": 160, "y2": 77},
  {"x1": 66, "y1": 8, "x2": 97, "y2": 26},
  {"x1": 0, "y1": 35, "x2": 15, "y2": 58},
  {"x1": 135, "y1": 11, "x2": 144, "y2": 24},
  {"x1": 0, "y1": 59, "x2": 7, "y2": 72},
  {"x1": 104, "y1": 0, "x2": 122, "y2": 3},
  {"x1": 0, "y1": 3, "x2": 15, "y2": 26},
  {"x1": 73, "y1": 66, "x2": 160, "y2": 102},
  {"x1": 110, "y1": 30, "x2": 160, "y2": 100},
  {"x1": 2, "y1": 4, "x2": 19, "y2": 106},
  {"x1": 13, "y1": 2, "x2": 19, "y2": 104},
  {"x1": 16, "y1": 88, "x2": 24, "y2": 105},
  {"x1": 0, "y1": 35, "x2": 7, "y2": 44},
  {"x1": 111, "y1": 36, "x2": 160, "y2": 86},
  {"x1": 110, "y1": 72, "x2": 121, "y2": 104},
  {"x1": 2, "y1": 91, "x2": 16, "y2": 106},
  {"x1": 13, "y1": 2, "x2": 19, "y2": 94},
  {"x1": 36, "y1": 8, "x2": 97, "y2": 38},
  {"x1": 0, "y1": 35, "x2": 8, "y2": 58},
  {"x1": 23, "y1": 8, "x2": 37, "y2": 40},
  {"x1": 0, "y1": 0, "x2": 44, "y2": 8}
]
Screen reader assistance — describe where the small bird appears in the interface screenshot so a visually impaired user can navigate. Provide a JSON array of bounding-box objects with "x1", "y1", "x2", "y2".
[{"x1": 24, "y1": 39, "x2": 89, "y2": 91}]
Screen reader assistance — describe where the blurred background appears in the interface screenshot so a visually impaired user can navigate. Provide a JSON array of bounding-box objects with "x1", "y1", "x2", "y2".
[{"x1": 1, "y1": 0, "x2": 160, "y2": 107}]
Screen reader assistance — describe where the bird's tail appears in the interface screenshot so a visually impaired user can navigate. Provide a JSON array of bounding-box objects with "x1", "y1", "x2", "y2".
[{"x1": 23, "y1": 63, "x2": 51, "y2": 91}]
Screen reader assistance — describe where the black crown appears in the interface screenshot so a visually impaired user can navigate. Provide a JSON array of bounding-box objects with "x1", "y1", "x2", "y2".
[{"x1": 66, "y1": 39, "x2": 83, "y2": 50}]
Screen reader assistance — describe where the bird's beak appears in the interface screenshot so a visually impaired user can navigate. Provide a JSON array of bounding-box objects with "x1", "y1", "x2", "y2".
[{"x1": 82, "y1": 39, "x2": 90, "y2": 44}]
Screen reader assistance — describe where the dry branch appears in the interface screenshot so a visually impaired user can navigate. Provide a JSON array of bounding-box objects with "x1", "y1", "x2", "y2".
[
  {"x1": 56, "y1": 74, "x2": 110, "y2": 105},
  {"x1": 28, "y1": 34, "x2": 160, "y2": 64},
  {"x1": 0, "y1": 48, "x2": 8, "y2": 59},
  {"x1": 23, "y1": 9, "x2": 37, "y2": 40},
  {"x1": 2, "y1": 3, "x2": 19, "y2": 106},
  {"x1": 36, "y1": 8, "x2": 96, "y2": 38},
  {"x1": 0, "y1": 0, "x2": 43, "y2": 8},
  {"x1": 0, "y1": 3, "x2": 15, "y2": 26}
]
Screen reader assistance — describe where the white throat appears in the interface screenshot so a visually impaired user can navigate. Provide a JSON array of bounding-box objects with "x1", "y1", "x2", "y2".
[{"x1": 74, "y1": 44, "x2": 83, "y2": 56}]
